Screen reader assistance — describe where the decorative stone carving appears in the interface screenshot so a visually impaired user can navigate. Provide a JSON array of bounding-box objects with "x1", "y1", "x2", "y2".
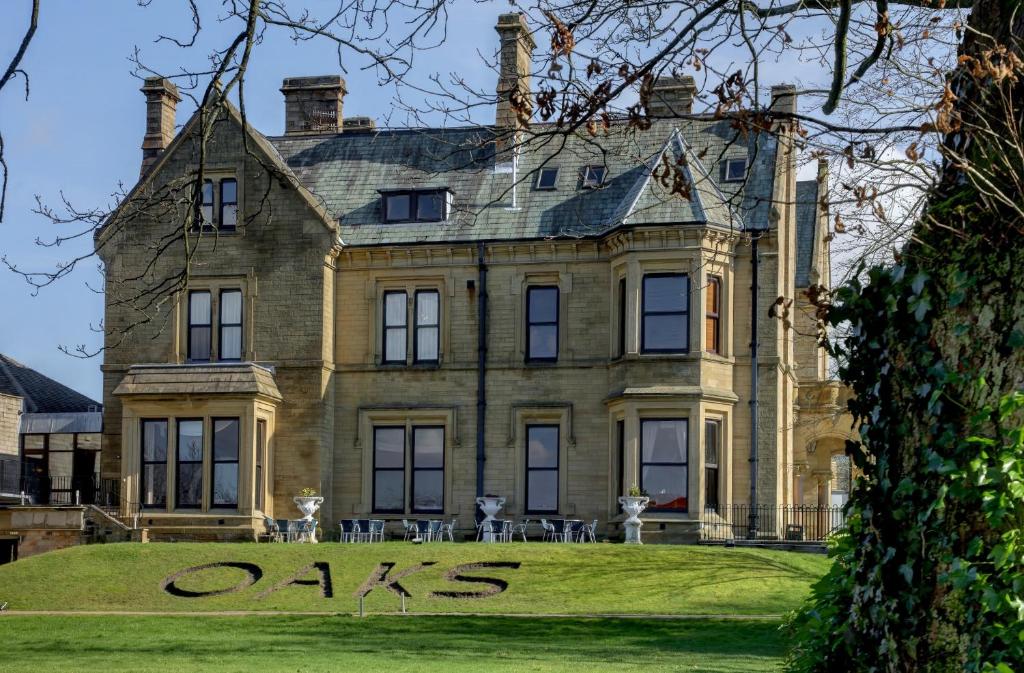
[
  {"x1": 293, "y1": 496, "x2": 324, "y2": 543},
  {"x1": 618, "y1": 496, "x2": 650, "y2": 544},
  {"x1": 475, "y1": 496, "x2": 506, "y2": 542}
]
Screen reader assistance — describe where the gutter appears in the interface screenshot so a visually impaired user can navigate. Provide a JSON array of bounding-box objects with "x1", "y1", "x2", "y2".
[
  {"x1": 475, "y1": 241, "x2": 488, "y2": 520},
  {"x1": 748, "y1": 230, "x2": 765, "y2": 539}
]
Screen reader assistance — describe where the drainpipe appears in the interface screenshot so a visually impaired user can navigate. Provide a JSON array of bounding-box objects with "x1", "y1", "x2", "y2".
[
  {"x1": 748, "y1": 231, "x2": 764, "y2": 539},
  {"x1": 475, "y1": 242, "x2": 488, "y2": 522}
]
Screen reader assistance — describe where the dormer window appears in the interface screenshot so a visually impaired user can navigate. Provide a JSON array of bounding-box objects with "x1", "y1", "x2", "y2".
[
  {"x1": 581, "y1": 165, "x2": 607, "y2": 189},
  {"x1": 535, "y1": 167, "x2": 559, "y2": 190},
  {"x1": 724, "y1": 157, "x2": 747, "y2": 182},
  {"x1": 381, "y1": 189, "x2": 451, "y2": 223}
]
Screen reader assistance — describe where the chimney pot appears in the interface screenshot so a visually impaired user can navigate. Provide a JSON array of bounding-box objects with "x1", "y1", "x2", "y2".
[
  {"x1": 343, "y1": 116, "x2": 376, "y2": 132},
  {"x1": 280, "y1": 75, "x2": 346, "y2": 135},
  {"x1": 140, "y1": 77, "x2": 180, "y2": 177},
  {"x1": 648, "y1": 76, "x2": 697, "y2": 118}
]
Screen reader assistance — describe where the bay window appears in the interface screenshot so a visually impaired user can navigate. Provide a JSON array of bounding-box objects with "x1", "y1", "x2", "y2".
[
  {"x1": 255, "y1": 419, "x2": 266, "y2": 512},
  {"x1": 640, "y1": 419, "x2": 688, "y2": 512},
  {"x1": 705, "y1": 419, "x2": 721, "y2": 513},
  {"x1": 176, "y1": 419, "x2": 204, "y2": 508},
  {"x1": 705, "y1": 276, "x2": 721, "y2": 354},
  {"x1": 211, "y1": 418, "x2": 239, "y2": 508},
  {"x1": 140, "y1": 419, "x2": 168, "y2": 507},
  {"x1": 642, "y1": 274, "x2": 689, "y2": 353}
]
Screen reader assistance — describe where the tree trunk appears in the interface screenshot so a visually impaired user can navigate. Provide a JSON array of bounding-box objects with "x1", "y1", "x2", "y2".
[{"x1": 788, "y1": 1, "x2": 1024, "y2": 670}]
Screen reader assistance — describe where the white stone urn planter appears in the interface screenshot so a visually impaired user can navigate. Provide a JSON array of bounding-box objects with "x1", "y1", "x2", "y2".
[
  {"x1": 293, "y1": 496, "x2": 324, "y2": 543},
  {"x1": 618, "y1": 496, "x2": 650, "y2": 544},
  {"x1": 475, "y1": 495, "x2": 506, "y2": 542}
]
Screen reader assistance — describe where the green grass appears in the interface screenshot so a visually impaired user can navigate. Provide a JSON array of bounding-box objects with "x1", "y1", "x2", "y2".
[
  {"x1": 0, "y1": 544, "x2": 826, "y2": 671},
  {"x1": 0, "y1": 542, "x2": 828, "y2": 615},
  {"x1": 0, "y1": 614, "x2": 787, "y2": 672}
]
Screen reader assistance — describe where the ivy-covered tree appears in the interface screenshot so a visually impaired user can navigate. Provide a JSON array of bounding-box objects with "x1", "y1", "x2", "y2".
[{"x1": 787, "y1": 1, "x2": 1024, "y2": 670}]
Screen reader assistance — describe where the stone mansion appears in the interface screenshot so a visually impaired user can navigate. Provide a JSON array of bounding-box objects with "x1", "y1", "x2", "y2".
[{"x1": 95, "y1": 13, "x2": 855, "y2": 541}]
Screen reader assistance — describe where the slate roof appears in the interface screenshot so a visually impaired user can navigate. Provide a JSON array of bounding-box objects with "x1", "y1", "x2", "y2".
[
  {"x1": 795, "y1": 179, "x2": 820, "y2": 287},
  {"x1": 267, "y1": 117, "x2": 774, "y2": 246},
  {"x1": 0, "y1": 354, "x2": 101, "y2": 414}
]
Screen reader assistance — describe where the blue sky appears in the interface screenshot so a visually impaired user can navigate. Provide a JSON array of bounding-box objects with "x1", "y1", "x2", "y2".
[
  {"x1": 0, "y1": 2, "x2": 822, "y2": 401},
  {"x1": 0, "y1": 1, "x2": 502, "y2": 400}
]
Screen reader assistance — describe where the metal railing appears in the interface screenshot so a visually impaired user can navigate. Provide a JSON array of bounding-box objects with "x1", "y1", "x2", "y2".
[{"x1": 700, "y1": 504, "x2": 847, "y2": 542}]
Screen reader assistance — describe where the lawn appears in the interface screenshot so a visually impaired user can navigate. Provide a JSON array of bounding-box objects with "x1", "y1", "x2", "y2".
[
  {"x1": 0, "y1": 614, "x2": 787, "y2": 673},
  {"x1": 0, "y1": 543, "x2": 827, "y2": 672},
  {"x1": 0, "y1": 542, "x2": 827, "y2": 615}
]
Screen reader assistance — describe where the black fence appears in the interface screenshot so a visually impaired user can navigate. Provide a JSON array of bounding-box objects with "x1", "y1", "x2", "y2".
[
  {"x1": 1, "y1": 467, "x2": 121, "y2": 508},
  {"x1": 700, "y1": 504, "x2": 847, "y2": 542}
]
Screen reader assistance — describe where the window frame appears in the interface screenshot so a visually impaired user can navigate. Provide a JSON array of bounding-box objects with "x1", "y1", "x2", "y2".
[
  {"x1": 525, "y1": 285, "x2": 559, "y2": 363},
  {"x1": 381, "y1": 189, "x2": 449, "y2": 223},
  {"x1": 704, "y1": 419, "x2": 721, "y2": 513},
  {"x1": 255, "y1": 419, "x2": 266, "y2": 513},
  {"x1": 724, "y1": 157, "x2": 747, "y2": 182},
  {"x1": 372, "y1": 426, "x2": 406, "y2": 514},
  {"x1": 524, "y1": 424, "x2": 560, "y2": 514},
  {"x1": 413, "y1": 290, "x2": 441, "y2": 365},
  {"x1": 535, "y1": 167, "x2": 559, "y2": 190},
  {"x1": 410, "y1": 425, "x2": 445, "y2": 514},
  {"x1": 581, "y1": 165, "x2": 607, "y2": 188},
  {"x1": 640, "y1": 273, "x2": 690, "y2": 354},
  {"x1": 197, "y1": 179, "x2": 215, "y2": 230},
  {"x1": 639, "y1": 417, "x2": 689, "y2": 513},
  {"x1": 617, "y1": 276, "x2": 627, "y2": 357},
  {"x1": 218, "y1": 289, "x2": 243, "y2": 362},
  {"x1": 382, "y1": 290, "x2": 409, "y2": 364},
  {"x1": 219, "y1": 178, "x2": 238, "y2": 231},
  {"x1": 705, "y1": 276, "x2": 721, "y2": 355},
  {"x1": 175, "y1": 418, "x2": 205, "y2": 510},
  {"x1": 140, "y1": 419, "x2": 168, "y2": 508},
  {"x1": 210, "y1": 417, "x2": 240, "y2": 509},
  {"x1": 188, "y1": 290, "x2": 213, "y2": 363}
]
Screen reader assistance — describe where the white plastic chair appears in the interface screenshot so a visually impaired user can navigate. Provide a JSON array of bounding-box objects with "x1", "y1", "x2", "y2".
[
  {"x1": 402, "y1": 519, "x2": 415, "y2": 541},
  {"x1": 540, "y1": 518, "x2": 554, "y2": 542}
]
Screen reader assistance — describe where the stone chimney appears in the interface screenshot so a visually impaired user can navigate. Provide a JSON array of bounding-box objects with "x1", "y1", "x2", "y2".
[
  {"x1": 140, "y1": 77, "x2": 181, "y2": 176},
  {"x1": 770, "y1": 84, "x2": 797, "y2": 115},
  {"x1": 494, "y1": 13, "x2": 535, "y2": 131},
  {"x1": 648, "y1": 76, "x2": 697, "y2": 118},
  {"x1": 280, "y1": 76, "x2": 346, "y2": 135}
]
